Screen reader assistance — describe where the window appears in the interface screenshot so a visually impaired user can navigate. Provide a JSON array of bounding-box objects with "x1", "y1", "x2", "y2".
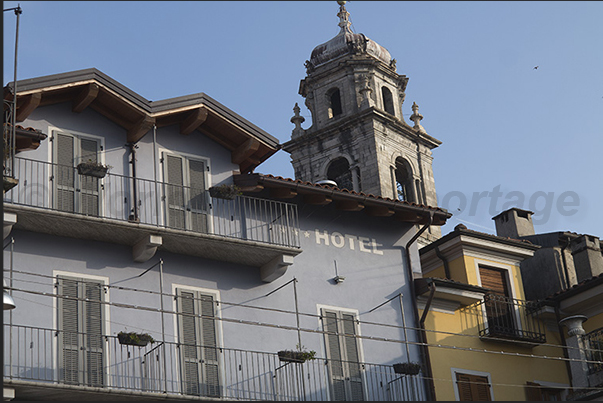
[
  {"x1": 176, "y1": 288, "x2": 221, "y2": 397},
  {"x1": 163, "y1": 153, "x2": 209, "y2": 232},
  {"x1": 381, "y1": 86, "x2": 395, "y2": 115},
  {"x1": 394, "y1": 157, "x2": 414, "y2": 202},
  {"x1": 327, "y1": 157, "x2": 354, "y2": 191},
  {"x1": 455, "y1": 372, "x2": 492, "y2": 401},
  {"x1": 56, "y1": 275, "x2": 105, "y2": 387},
  {"x1": 327, "y1": 88, "x2": 343, "y2": 119},
  {"x1": 526, "y1": 382, "x2": 565, "y2": 401},
  {"x1": 53, "y1": 131, "x2": 103, "y2": 216},
  {"x1": 321, "y1": 308, "x2": 364, "y2": 401},
  {"x1": 479, "y1": 266, "x2": 517, "y2": 337}
]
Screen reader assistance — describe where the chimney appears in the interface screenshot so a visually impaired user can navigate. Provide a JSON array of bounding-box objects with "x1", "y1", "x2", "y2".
[
  {"x1": 492, "y1": 208, "x2": 535, "y2": 239},
  {"x1": 570, "y1": 235, "x2": 603, "y2": 282}
]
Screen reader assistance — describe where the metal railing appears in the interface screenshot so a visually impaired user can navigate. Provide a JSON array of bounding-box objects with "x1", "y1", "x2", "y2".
[
  {"x1": 584, "y1": 327, "x2": 603, "y2": 375},
  {"x1": 4, "y1": 324, "x2": 425, "y2": 401},
  {"x1": 3, "y1": 157, "x2": 300, "y2": 248},
  {"x1": 472, "y1": 294, "x2": 546, "y2": 343}
]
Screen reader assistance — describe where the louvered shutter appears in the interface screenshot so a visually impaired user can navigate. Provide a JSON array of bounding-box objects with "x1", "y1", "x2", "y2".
[
  {"x1": 58, "y1": 276, "x2": 104, "y2": 387},
  {"x1": 55, "y1": 133, "x2": 75, "y2": 212},
  {"x1": 479, "y1": 266, "x2": 515, "y2": 335},
  {"x1": 177, "y1": 289, "x2": 221, "y2": 397},
  {"x1": 199, "y1": 294, "x2": 220, "y2": 397},
  {"x1": 58, "y1": 277, "x2": 80, "y2": 384},
  {"x1": 323, "y1": 309, "x2": 364, "y2": 401},
  {"x1": 187, "y1": 159, "x2": 208, "y2": 233},
  {"x1": 455, "y1": 373, "x2": 492, "y2": 401},
  {"x1": 84, "y1": 281, "x2": 104, "y2": 387},
  {"x1": 165, "y1": 154, "x2": 186, "y2": 229},
  {"x1": 525, "y1": 381, "x2": 543, "y2": 401},
  {"x1": 178, "y1": 290, "x2": 200, "y2": 395},
  {"x1": 342, "y1": 314, "x2": 364, "y2": 401},
  {"x1": 79, "y1": 138, "x2": 100, "y2": 216}
]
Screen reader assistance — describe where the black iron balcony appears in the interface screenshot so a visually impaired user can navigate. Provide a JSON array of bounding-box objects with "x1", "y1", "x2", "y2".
[
  {"x1": 4, "y1": 324, "x2": 426, "y2": 401},
  {"x1": 473, "y1": 294, "x2": 546, "y2": 344},
  {"x1": 3, "y1": 157, "x2": 300, "y2": 249},
  {"x1": 584, "y1": 327, "x2": 603, "y2": 375}
]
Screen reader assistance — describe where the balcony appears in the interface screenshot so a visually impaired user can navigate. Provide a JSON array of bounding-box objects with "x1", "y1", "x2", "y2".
[
  {"x1": 472, "y1": 294, "x2": 546, "y2": 344},
  {"x1": 585, "y1": 327, "x2": 603, "y2": 375},
  {"x1": 4, "y1": 324, "x2": 426, "y2": 401},
  {"x1": 3, "y1": 157, "x2": 301, "y2": 268}
]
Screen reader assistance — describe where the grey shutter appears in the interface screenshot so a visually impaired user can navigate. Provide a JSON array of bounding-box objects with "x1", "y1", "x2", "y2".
[
  {"x1": 341, "y1": 314, "x2": 364, "y2": 400},
  {"x1": 58, "y1": 277, "x2": 80, "y2": 384},
  {"x1": 178, "y1": 290, "x2": 200, "y2": 395},
  {"x1": 187, "y1": 159, "x2": 208, "y2": 233},
  {"x1": 323, "y1": 309, "x2": 364, "y2": 401},
  {"x1": 79, "y1": 138, "x2": 100, "y2": 216},
  {"x1": 58, "y1": 276, "x2": 104, "y2": 387},
  {"x1": 177, "y1": 289, "x2": 221, "y2": 397},
  {"x1": 56, "y1": 133, "x2": 75, "y2": 212},
  {"x1": 165, "y1": 154, "x2": 186, "y2": 229}
]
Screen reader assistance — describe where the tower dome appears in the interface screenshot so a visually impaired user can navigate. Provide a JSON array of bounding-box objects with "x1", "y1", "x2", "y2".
[{"x1": 308, "y1": 2, "x2": 391, "y2": 69}]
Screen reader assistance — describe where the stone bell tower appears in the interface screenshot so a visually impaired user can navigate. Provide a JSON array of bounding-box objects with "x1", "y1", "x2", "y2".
[{"x1": 282, "y1": 1, "x2": 443, "y2": 243}]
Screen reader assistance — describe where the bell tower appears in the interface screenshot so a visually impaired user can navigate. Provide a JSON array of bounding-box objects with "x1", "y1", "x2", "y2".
[{"x1": 282, "y1": 1, "x2": 443, "y2": 243}]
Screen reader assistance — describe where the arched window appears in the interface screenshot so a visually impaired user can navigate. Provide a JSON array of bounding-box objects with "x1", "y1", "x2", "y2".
[
  {"x1": 381, "y1": 86, "x2": 395, "y2": 115},
  {"x1": 327, "y1": 88, "x2": 342, "y2": 119},
  {"x1": 327, "y1": 157, "x2": 353, "y2": 190},
  {"x1": 395, "y1": 157, "x2": 414, "y2": 202}
]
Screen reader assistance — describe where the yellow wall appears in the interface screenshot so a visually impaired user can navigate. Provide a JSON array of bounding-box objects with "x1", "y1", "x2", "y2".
[{"x1": 422, "y1": 253, "x2": 570, "y2": 400}]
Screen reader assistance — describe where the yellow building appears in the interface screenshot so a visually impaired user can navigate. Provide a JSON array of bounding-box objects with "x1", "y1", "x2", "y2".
[{"x1": 417, "y1": 223, "x2": 570, "y2": 401}]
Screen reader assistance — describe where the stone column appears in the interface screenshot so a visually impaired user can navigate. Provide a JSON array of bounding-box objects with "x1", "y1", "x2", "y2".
[{"x1": 560, "y1": 315, "x2": 589, "y2": 387}]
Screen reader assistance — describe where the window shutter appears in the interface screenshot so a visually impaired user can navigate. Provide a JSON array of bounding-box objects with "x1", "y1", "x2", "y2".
[
  {"x1": 479, "y1": 267, "x2": 509, "y2": 296},
  {"x1": 525, "y1": 381, "x2": 543, "y2": 401},
  {"x1": 474, "y1": 376, "x2": 492, "y2": 401},
  {"x1": 84, "y1": 281, "x2": 104, "y2": 387},
  {"x1": 455, "y1": 373, "x2": 492, "y2": 401},
  {"x1": 178, "y1": 290, "x2": 200, "y2": 396},
  {"x1": 58, "y1": 277, "x2": 80, "y2": 384},
  {"x1": 341, "y1": 314, "x2": 364, "y2": 400},
  {"x1": 187, "y1": 159, "x2": 208, "y2": 233},
  {"x1": 56, "y1": 133, "x2": 75, "y2": 212},
  {"x1": 79, "y1": 138, "x2": 100, "y2": 216},
  {"x1": 165, "y1": 154, "x2": 186, "y2": 229},
  {"x1": 324, "y1": 311, "x2": 346, "y2": 401},
  {"x1": 200, "y1": 294, "x2": 220, "y2": 397}
]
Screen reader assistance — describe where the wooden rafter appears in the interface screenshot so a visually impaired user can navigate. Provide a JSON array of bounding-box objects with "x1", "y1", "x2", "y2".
[
  {"x1": 269, "y1": 187, "x2": 298, "y2": 199},
  {"x1": 72, "y1": 83, "x2": 99, "y2": 113},
  {"x1": 365, "y1": 205, "x2": 395, "y2": 217},
  {"x1": 15, "y1": 93, "x2": 42, "y2": 122},
  {"x1": 179, "y1": 107, "x2": 208, "y2": 135},
  {"x1": 127, "y1": 115, "x2": 156, "y2": 143},
  {"x1": 335, "y1": 200, "x2": 365, "y2": 211},
  {"x1": 394, "y1": 210, "x2": 424, "y2": 222},
  {"x1": 232, "y1": 138, "x2": 260, "y2": 165},
  {"x1": 303, "y1": 194, "x2": 332, "y2": 205}
]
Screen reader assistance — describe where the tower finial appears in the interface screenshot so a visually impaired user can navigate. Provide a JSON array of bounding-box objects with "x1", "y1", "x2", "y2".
[
  {"x1": 337, "y1": 1, "x2": 351, "y2": 34},
  {"x1": 410, "y1": 102, "x2": 427, "y2": 134}
]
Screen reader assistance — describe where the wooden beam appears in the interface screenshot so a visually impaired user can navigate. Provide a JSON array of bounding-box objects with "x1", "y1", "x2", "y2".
[
  {"x1": 127, "y1": 115, "x2": 156, "y2": 143},
  {"x1": 179, "y1": 107, "x2": 208, "y2": 135},
  {"x1": 335, "y1": 200, "x2": 365, "y2": 212},
  {"x1": 232, "y1": 138, "x2": 260, "y2": 165},
  {"x1": 15, "y1": 93, "x2": 42, "y2": 122},
  {"x1": 72, "y1": 83, "x2": 99, "y2": 113},
  {"x1": 303, "y1": 194, "x2": 332, "y2": 205},
  {"x1": 238, "y1": 185, "x2": 264, "y2": 193},
  {"x1": 394, "y1": 210, "x2": 424, "y2": 222},
  {"x1": 269, "y1": 187, "x2": 298, "y2": 199},
  {"x1": 365, "y1": 205, "x2": 395, "y2": 217}
]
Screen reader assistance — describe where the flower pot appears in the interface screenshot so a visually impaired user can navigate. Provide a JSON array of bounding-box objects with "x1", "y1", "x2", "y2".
[
  {"x1": 393, "y1": 362, "x2": 421, "y2": 375},
  {"x1": 117, "y1": 332, "x2": 154, "y2": 347},
  {"x1": 77, "y1": 162, "x2": 108, "y2": 178},
  {"x1": 278, "y1": 350, "x2": 314, "y2": 363}
]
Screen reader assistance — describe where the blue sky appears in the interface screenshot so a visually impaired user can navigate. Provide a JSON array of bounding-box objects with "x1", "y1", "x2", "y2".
[{"x1": 4, "y1": 1, "x2": 602, "y2": 238}]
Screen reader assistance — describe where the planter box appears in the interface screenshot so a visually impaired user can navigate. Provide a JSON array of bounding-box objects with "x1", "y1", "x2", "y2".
[
  {"x1": 77, "y1": 163, "x2": 108, "y2": 178},
  {"x1": 278, "y1": 350, "x2": 310, "y2": 363},
  {"x1": 209, "y1": 185, "x2": 240, "y2": 200},
  {"x1": 393, "y1": 362, "x2": 421, "y2": 375},
  {"x1": 117, "y1": 332, "x2": 153, "y2": 347}
]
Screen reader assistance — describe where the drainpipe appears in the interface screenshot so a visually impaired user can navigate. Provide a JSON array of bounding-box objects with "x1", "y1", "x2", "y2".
[
  {"x1": 405, "y1": 211, "x2": 436, "y2": 401},
  {"x1": 554, "y1": 300, "x2": 574, "y2": 388},
  {"x1": 127, "y1": 142, "x2": 139, "y2": 222},
  {"x1": 434, "y1": 247, "x2": 451, "y2": 280}
]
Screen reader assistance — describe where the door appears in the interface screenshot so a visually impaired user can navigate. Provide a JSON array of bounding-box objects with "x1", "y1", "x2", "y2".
[
  {"x1": 163, "y1": 153, "x2": 209, "y2": 232},
  {"x1": 176, "y1": 289, "x2": 220, "y2": 397},
  {"x1": 322, "y1": 309, "x2": 364, "y2": 401},
  {"x1": 54, "y1": 132, "x2": 102, "y2": 216},
  {"x1": 479, "y1": 266, "x2": 516, "y2": 336},
  {"x1": 57, "y1": 275, "x2": 105, "y2": 387}
]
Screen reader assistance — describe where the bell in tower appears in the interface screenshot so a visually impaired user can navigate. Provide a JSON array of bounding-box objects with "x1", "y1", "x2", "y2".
[{"x1": 282, "y1": 1, "x2": 443, "y2": 243}]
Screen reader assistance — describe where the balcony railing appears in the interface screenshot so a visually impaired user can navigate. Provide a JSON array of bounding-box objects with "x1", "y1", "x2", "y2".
[
  {"x1": 472, "y1": 294, "x2": 546, "y2": 344},
  {"x1": 584, "y1": 327, "x2": 603, "y2": 375},
  {"x1": 3, "y1": 157, "x2": 300, "y2": 248},
  {"x1": 4, "y1": 324, "x2": 426, "y2": 401}
]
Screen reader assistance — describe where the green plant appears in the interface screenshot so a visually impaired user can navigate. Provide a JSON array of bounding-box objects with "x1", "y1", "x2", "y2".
[
  {"x1": 117, "y1": 331, "x2": 155, "y2": 346},
  {"x1": 278, "y1": 343, "x2": 317, "y2": 363},
  {"x1": 393, "y1": 361, "x2": 422, "y2": 375}
]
